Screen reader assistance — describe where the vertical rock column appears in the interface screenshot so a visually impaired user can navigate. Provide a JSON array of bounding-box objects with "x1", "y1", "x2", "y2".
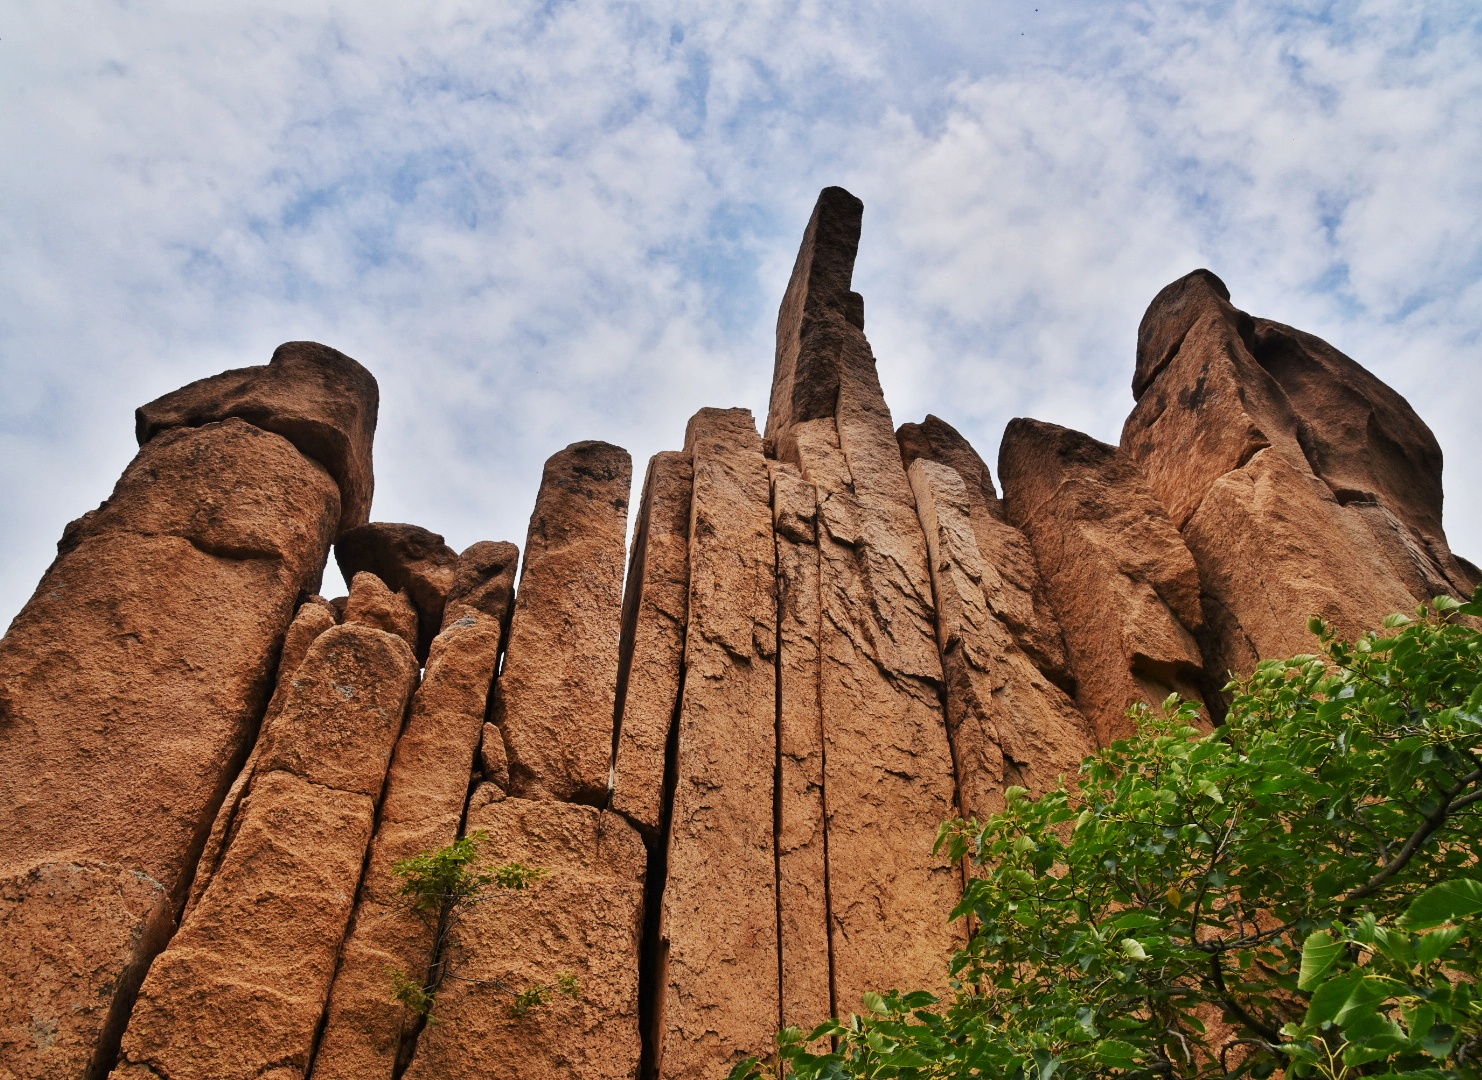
[
  {"x1": 611, "y1": 450, "x2": 694, "y2": 835},
  {"x1": 767, "y1": 187, "x2": 962, "y2": 1013},
  {"x1": 111, "y1": 621, "x2": 419, "y2": 1080},
  {"x1": 1000, "y1": 419, "x2": 1209, "y2": 743},
  {"x1": 402, "y1": 442, "x2": 645, "y2": 1080},
  {"x1": 907, "y1": 459, "x2": 1094, "y2": 818},
  {"x1": 495, "y1": 441, "x2": 632, "y2": 804},
  {"x1": 657, "y1": 408, "x2": 779, "y2": 1079},
  {"x1": 311, "y1": 541, "x2": 518, "y2": 1080},
  {"x1": 0, "y1": 341, "x2": 373, "y2": 1080},
  {"x1": 1121, "y1": 271, "x2": 1443, "y2": 681},
  {"x1": 770, "y1": 461, "x2": 834, "y2": 1033}
]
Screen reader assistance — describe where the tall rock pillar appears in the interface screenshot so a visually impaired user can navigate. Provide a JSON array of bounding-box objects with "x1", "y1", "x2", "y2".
[
  {"x1": 0, "y1": 343, "x2": 374, "y2": 1079},
  {"x1": 767, "y1": 187, "x2": 963, "y2": 1014}
]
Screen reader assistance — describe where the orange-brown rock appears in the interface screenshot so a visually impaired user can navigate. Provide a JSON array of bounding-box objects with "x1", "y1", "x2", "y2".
[
  {"x1": 184, "y1": 599, "x2": 339, "y2": 916},
  {"x1": 136, "y1": 340, "x2": 378, "y2": 535},
  {"x1": 769, "y1": 188, "x2": 962, "y2": 1014},
  {"x1": 443, "y1": 539, "x2": 520, "y2": 630},
  {"x1": 0, "y1": 418, "x2": 341, "y2": 1079},
  {"x1": 1001, "y1": 419, "x2": 1207, "y2": 743},
  {"x1": 336, "y1": 522, "x2": 458, "y2": 658},
  {"x1": 313, "y1": 605, "x2": 510, "y2": 1080},
  {"x1": 1122, "y1": 270, "x2": 1433, "y2": 679},
  {"x1": 658, "y1": 408, "x2": 779, "y2": 1079},
  {"x1": 400, "y1": 795, "x2": 646, "y2": 1080},
  {"x1": 898, "y1": 414, "x2": 1075, "y2": 693},
  {"x1": 770, "y1": 461, "x2": 833, "y2": 1033},
  {"x1": 343, "y1": 570, "x2": 420, "y2": 655},
  {"x1": 908, "y1": 458, "x2": 1095, "y2": 815},
  {"x1": 493, "y1": 441, "x2": 632, "y2": 804},
  {"x1": 611, "y1": 450, "x2": 692, "y2": 835},
  {"x1": 112, "y1": 622, "x2": 417, "y2": 1080}
]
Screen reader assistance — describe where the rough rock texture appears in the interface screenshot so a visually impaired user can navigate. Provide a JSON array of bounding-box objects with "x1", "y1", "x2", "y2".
[
  {"x1": 494, "y1": 441, "x2": 632, "y2": 805},
  {"x1": 401, "y1": 796, "x2": 646, "y2": 1080},
  {"x1": 313, "y1": 604, "x2": 511, "y2": 1080},
  {"x1": 443, "y1": 540, "x2": 520, "y2": 630},
  {"x1": 897, "y1": 414, "x2": 1075, "y2": 693},
  {"x1": 770, "y1": 461, "x2": 834, "y2": 1033},
  {"x1": 769, "y1": 188, "x2": 963, "y2": 1014},
  {"x1": 112, "y1": 623, "x2": 418, "y2": 1080},
  {"x1": 343, "y1": 571, "x2": 420, "y2": 655},
  {"x1": 0, "y1": 418, "x2": 340, "y2": 1079},
  {"x1": 611, "y1": 451, "x2": 693, "y2": 835},
  {"x1": 184, "y1": 599, "x2": 339, "y2": 917},
  {"x1": 909, "y1": 459, "x2": 1095, "y2": 815},
  {"x1": 658, "y1": 409, "x2": 779, "y2": 1079},
  {"x1": 336, "y1": 522, "x2": 458, "y2": 658},
  {"x1": 1001, "y1": 419, "x2": 1208, "y2": 743},
  {"x1": 1122, "y1": 270, "x2": 1440, "y2": 680},
  {"x1": 136, "y1": 341, "x2": 378, "y2": 535}
]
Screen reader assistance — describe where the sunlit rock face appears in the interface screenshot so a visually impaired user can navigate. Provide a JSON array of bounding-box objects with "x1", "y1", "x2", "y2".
[{"x1": 1, "y1": 190, "x2": 1469, "y2": 1080}]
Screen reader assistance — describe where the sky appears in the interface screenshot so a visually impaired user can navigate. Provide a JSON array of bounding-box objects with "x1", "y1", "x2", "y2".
[{"x1": 3, "y1": 0, "x2": 1480, "y2": 626}]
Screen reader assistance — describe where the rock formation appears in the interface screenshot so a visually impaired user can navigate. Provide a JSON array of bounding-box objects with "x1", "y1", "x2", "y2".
[{"x1": 0, "y1": 190, "x2": 1473, "y2": 1080}]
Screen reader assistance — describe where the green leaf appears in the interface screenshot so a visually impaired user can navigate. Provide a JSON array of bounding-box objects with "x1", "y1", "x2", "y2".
[
  {"x1": 1415, "y1": 924, "x2": 1464, "y2": 966},
  {"x1": 1094, "y1": 1039, "x2": 1140, "y2": 1067},
  {"x1": 861, "y1": 991, "x2": 889, "y2": 1016},
  {"x1": 1399, "y1": 878, "x2": 1482, "y2": 930},
  {"x1": 1297, "y1": 929, "x2": 1344, "y2": 991}
]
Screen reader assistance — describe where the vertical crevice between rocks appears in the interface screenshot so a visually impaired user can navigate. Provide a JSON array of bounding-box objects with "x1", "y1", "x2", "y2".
[
  {"x1": 814, "y1": 541, "x2": 839, "y2": 1030},
  {"x1": 773, "y1": 534, "x2": 787, "y2": 1034},
  {"x1": 637, "y1": 664, "x2": 685, "y2": 1080}
]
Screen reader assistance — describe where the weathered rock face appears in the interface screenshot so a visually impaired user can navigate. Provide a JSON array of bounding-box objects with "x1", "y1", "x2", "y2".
[
  {"x1": 769, "y1": 188, "x2": 963, "y2": 1014},
  {"x1": 401, "y1": 796, "x2": 646, "y2": 1080},
  {"x1": 898, "y1": 414, "x2": 1075, "y2": 694},
  {"x1": 112, "y1": 622, "x2": 418, "y2": 1080},
  {"x1": 136, "y1": 340, "x2": 378, "y2": 536},
  {"x1": 0, "y1": 417, "x2": 341, "y2": 1079},
  {"x1": 611, "y1": 450, "x2": 692, "y2": 836},
  {"x1": 4, "y1": 189, "x2": 1475, "y2": 1080},
  {"x1": 909, "y1": 458, "x2": 1096, "y2": 813},
  {"x1": 336, "y1": 522, "x2": 459, "y2": 658},
  {"x1": 494, "y1": 441, "x2": 632, "y2": 805},
  {"x1": 658, "y1": 409, "x2": 779, "y2": 1079},
  {"x1": 1122, "y1": 270, "x2": 1451, "y2": 680},
  {"x1": 314, "y1": 599, "x2": 512, "y2": 1080},
  {"x1": 1001, "y1": 419, "x2": 1208, "y2": 743}
]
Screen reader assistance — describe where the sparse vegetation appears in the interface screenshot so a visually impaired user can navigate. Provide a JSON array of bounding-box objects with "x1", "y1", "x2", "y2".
[{"x1": 735, "y1": 592, "x2": 1482, "y2": 1079}]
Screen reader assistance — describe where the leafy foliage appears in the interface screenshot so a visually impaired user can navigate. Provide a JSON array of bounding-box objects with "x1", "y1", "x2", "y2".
[
  {"x1": 734, "y1": 593, "x2": 1482, "y2": 1079},
  {"x1": 386, "y1": 829, "x2": 549, "y2": 1021}
]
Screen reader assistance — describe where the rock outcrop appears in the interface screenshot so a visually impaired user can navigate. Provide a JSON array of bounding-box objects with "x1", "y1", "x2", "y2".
[
  {"x1": 493, "y1": 441, "x2": 632, "y2": 805},
  {"x1": 1001, "y1": 419, "x2": 1209, "y2": 742},
  {"x1": 1, "y1": 190, "x2": 1473, "y2": 1080}
]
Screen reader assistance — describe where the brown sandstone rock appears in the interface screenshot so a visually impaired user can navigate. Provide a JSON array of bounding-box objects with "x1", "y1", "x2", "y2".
[
  {"x1": 897, "y1": 414, "x2": 1075, "y2": 693},
  {"x1": 343, "y1": 571, "x2": 420, "y2": 655},
  {"x1": 184, "y1": 599, "x2": 338, "y2": 917},
  {"x1": 769, "y1": 188, "x2": 962, "y2": 1013},
  {"x1": 1001, "y1": 419, "x2": 1208, "y2": 743},
  {"x1": 908, "y1": 459, "x2": 1095, "y2": 816},
  {"x1": 335, "y1": 522, "x2": 458, "y2": 658},
  {"x1": 443, "y1": 539, "x2": 520, "y2": 630},
  {"x1": 494, "y1": 441, "x2": 631, "y2": 805},
  {"x1": 113, "y1": 623, "x2": 418, "y2": 1080},
  {"x1": 480, "y1": 721, "x2": 510, "y2": 789},
  {"x1": 0, "y1": 418, "x2": 340, "y2": 1079},
  {"x1": 401, "y1": 796, "x2": 646, "y2": 1080},
  {"x1": 136, "y1": 340, "x2": 378, "y2": 535},
  {"x1": 312, "y1": 610, "x2": 507, "y2": 1080},
  {"x1": 1122, "y1": 270, "x2": 1428, "y2": 678},
  {"x1": 611, "y1": 450, "x2": 692, "y2": 835},
  {"x1": 770, "y1": 461, "x2": 834, "y2": 1033},
  {"x1": 658, "y1": 408, "x2": 779, "y2": 1079}
]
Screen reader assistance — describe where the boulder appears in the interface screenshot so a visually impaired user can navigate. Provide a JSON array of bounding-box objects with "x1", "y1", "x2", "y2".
[
  {"x1": 335, "y1": 522, "x2": 458, "y2": 658},
  {"x1": 343, "y1": 571, "x2": 420, "y2": 656},
  {"x1": 443, "y1": 540, "x2": 520, "y2": 630},
  {"x1": 136, "y1": 341, "x2": 378, "y2": 536}
]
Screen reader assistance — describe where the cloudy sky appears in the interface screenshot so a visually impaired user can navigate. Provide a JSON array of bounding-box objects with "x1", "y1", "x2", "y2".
[{"x1": 3, "y1": 0, "x2": 1480, "y2": 625}]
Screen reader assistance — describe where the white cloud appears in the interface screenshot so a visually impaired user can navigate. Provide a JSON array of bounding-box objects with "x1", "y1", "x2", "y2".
[{"x1": 2, "y1": 0, "x2": 1480, "y2": 626}]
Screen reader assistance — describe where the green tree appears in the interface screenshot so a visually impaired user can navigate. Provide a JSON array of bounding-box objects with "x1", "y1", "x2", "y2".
[{"x1": 735, "y1": 592, "x2": 1482, "y2": 1079}]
